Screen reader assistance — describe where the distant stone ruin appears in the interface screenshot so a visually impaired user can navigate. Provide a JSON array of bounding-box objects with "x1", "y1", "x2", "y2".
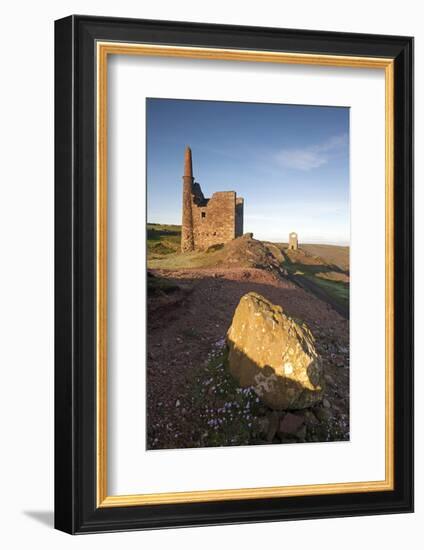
[
  {"x1": 288, "y1": 232, "x2": 298, "y2": 251},
  {"x1": 181, "y1": 147, "x2": 244, "y2": 252}
]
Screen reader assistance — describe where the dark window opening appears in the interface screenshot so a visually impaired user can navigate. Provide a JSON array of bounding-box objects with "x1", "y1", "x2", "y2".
[{"x1": 201, "y1": 212, "x2": 206, "y2": 218}]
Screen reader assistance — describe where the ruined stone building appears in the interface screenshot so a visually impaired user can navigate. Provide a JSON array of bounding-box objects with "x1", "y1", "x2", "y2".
[
  {"x1": 288, "y1": 232, "x2": 298, "y2": 250},
  {"x1": 181, "y1": 147, "x2": 244, "y2": 252}
]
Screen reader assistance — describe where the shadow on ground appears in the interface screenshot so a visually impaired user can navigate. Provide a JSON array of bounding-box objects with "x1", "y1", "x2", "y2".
[{"x1": 23, "y1": 510, "x2": 54, "y2": 528}]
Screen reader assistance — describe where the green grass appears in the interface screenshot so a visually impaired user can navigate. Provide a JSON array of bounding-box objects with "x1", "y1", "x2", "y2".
[
  {"x1": 147, "y1": 223, "x2": 227, "y2": 269},
  {"x1": 147, "y1": 223, "x2": 181, "y2": 258},
  {"x1": 147, "y1": 223, "x2": 181, "y2": 240},
  {"x1": 284, "y1": 261, "x2": 349, "y2": 311},
  {"x1": 306, "y1": 274, "x2": 349, "y2": 306},
  {"x1": 190, "y1": 347, "x2": 265, "y2": 447},
  {"x1": 293, "y1": 244, "x2": 349, "y2": 272},
  {"x1": 149, "y1": 242, "x2": 176, "y2": 255}
]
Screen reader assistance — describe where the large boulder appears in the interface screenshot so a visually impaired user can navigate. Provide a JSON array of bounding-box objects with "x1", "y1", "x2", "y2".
[{"x1": 226, "y1": 292, "x2": 323, "y2": 410}]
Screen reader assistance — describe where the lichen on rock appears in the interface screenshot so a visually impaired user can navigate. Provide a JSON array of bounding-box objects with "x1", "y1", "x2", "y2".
[{"x1": 226, "y1": 292, "x2": 323, "y2": 410}]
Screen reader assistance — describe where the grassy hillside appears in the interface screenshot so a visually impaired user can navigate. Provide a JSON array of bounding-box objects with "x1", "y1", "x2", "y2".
[
  {"x1": 147, "y1": 224, "x2": 349, "y2": 316},
  {"x1": 277, "y1": 243, "x2": 349, "y2": 272},
  {"x1": 301, "y1": 244, "x2": 349, "y2": 272},
  {"x1": 280, "y1": 247, "x2": 349, "y2": 315},
  {"x1": 147, "y1": 223, "x2": 181, "y2": 257},
  {"x1": 147, "y1": 225, "x2": 284, "y2": 272}
]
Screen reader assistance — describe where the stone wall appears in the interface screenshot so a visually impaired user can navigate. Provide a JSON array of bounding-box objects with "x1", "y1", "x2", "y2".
[
  {"x1": 192, "y1": 191, "x2": 237, "y2": 250},
  {"x1": 235, "y1": 197, "x2": 244, "y2": 237},
  {"x1": 181, "y1": 146, "x2": 244, "y2": 252}
]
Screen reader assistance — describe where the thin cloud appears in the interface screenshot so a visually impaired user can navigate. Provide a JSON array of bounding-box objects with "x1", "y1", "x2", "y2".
[{"x1": 275, "y1": 133, "x2": 348, "y2": 171}]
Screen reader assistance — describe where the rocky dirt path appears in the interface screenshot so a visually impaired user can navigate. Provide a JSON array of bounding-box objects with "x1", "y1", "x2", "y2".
[{"x1": 147, "y1": 267, "x2": 349, "y2": 450}]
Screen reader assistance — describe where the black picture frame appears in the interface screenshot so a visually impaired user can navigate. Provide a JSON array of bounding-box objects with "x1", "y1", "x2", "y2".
[{"x1": 55, "y1": 14, "x2": 414, "y2": 534}]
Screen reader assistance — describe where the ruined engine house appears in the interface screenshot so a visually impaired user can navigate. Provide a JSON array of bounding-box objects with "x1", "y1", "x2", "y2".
[{"x1": 181, "y1": 146, "x2": 244, "y2": 252}]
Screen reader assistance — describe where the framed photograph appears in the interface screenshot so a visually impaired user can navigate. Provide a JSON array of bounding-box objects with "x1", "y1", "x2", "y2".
[{"x1": 54, "y1": 15, "x2": 413, "y2": 533}]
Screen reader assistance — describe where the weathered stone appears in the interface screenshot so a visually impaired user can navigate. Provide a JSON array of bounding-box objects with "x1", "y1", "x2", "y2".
[
  {"x1": 255, "y1": 416, "x2": 270, "y2": 436},
  {"x1": 181, "y1": 146, "x2": 244, "y2": 252},
  {"x1": 279, "y1": 412, "x2": 304, "y2": 434},
  {"x1": 266, "y1": 411, "x2": 280, "y2": 442},
  {"x1": 226, "y1": 292, "x2": 323, "y2": 410},
  {"x1": 288, "y1": 231, "x2": 298, "y2": 250},
  {"x1": 313, "y1": 407, "x2": 332, "y2": 422},
  {"x1": 323, "y1": 398, "x2": 331, "y2": 409},
  {"x1": 257, "y1": 405, "x2": 268, "y2": 416},
  {"x1": 324, "y1": 374, "x2": 335, "y2": 386},
  {"x1": 303, "y1": 409, "x2": 320, "y2": 426},
  {"x1": 296, "y1": 424, "x2": 307, "y2": 441},
  {"x1": 332, "y1": 354, "x2": 345, "y2": 368}
]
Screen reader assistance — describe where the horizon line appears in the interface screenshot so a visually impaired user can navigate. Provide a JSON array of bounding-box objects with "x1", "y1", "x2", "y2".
[{"x1": 147, "y1": 221, "x2": 349, "y2": 247}]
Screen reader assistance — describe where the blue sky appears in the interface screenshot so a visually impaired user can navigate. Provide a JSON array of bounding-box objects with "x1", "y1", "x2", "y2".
[{"x1": 146, "y1": 98, "x2": 350, "y2": 245}]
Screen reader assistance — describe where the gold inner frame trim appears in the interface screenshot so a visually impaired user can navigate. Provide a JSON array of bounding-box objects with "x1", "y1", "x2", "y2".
[{"x1": 96, "y1": 41, "x2": 395, "y2": 508}]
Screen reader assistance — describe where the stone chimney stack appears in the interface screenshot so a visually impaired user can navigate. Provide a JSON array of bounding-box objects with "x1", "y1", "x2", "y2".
[
  {"x1": 181, "y1": 146, "x2": 195, "y2": 252},
  {"x1": 184, "y1": 145, "x2": 193, "y2": 178}
]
